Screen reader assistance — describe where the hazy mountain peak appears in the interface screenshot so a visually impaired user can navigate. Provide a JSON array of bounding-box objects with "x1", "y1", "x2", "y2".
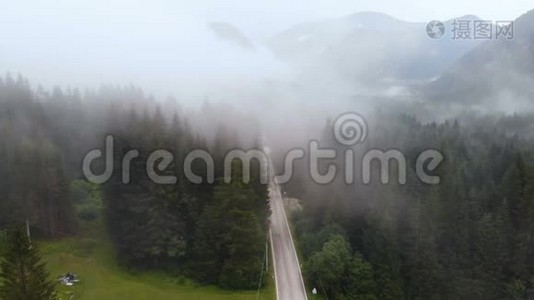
[
  {"x1": 515, "y1": 8, "x2": 534, "y2": 30},
  {"x1": 347, "y1": 11, "x2": 401, "y2": 22},
  {"x1": 424, "y1": 8, "x2": 534, "y2": 107},
  {"x1": 208, "y1": 22, "x2": 255, "y2": 51},
  {"x1": 269, "y1": 12, "x2": 482, "y2": 81},
  {"x1": 452, "y1": 14, "x2": 480, "y2": 21},
  {"x1": 345, "y1": 11, "x2": 415, "y2": 31}
]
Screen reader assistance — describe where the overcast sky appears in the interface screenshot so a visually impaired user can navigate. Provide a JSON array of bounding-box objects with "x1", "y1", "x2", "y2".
[
  {"x1": 4, "y1": 0, "x2": 532, "y2": 36},
  {"x1": 196, "y1": 0, "x2": 533, "y2": 37},
  {"x1": 1, "y1": 0, "x2": 533, "y2": 99}
]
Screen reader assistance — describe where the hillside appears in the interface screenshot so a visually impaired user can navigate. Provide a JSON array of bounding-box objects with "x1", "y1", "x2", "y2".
[
  {"x1": 268, "y1": 12, "x2": 481, "y2": 82},
  {"x1": 425, "y1": 9, "x2": 534, "y2": 110}
]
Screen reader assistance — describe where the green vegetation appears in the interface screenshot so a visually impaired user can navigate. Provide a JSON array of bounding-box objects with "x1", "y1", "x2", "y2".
[
  {"x1": 35, "y1": 178, "x2": 274, "y2": 299},
  {"x1": 38, "y1": 221, "x2": 275, "y2": 300},
  {"x1": 0, "y1": 75, "x2": 271, "y2": 294},
  {"x1": 286, "y1": 115, "x2": 534, "y2": 299},
  {"x1": 305, "y1": 234, "x2": 376, "y2": 300},
  {"x1": 1, "y1": 229, "x2": 56, "y2": 300},
  {"x1": 192, "y1": 172, "x2": 267, "y2": 288}
]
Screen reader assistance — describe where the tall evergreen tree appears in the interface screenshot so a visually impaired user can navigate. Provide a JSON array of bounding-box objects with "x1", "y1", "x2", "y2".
[{"x1": 0, "y1": 229, "x2": 56, "y2": 300}]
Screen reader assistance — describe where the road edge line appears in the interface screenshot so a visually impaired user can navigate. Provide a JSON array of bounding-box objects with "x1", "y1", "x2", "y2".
[
  {"x1": 274, "y1": 178, "x2": 308, "y2": 300},
  {"x1": 269, "y1": 227, "x2": 280, "y2": 300}
]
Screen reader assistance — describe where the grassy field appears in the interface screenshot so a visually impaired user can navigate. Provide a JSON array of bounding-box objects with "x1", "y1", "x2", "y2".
[{"x1": 38, "y1": 221, "x2": 275, "y2": 300}]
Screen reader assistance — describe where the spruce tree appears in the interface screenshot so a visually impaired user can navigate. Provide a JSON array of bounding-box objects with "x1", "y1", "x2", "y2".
[{"x1": 0, "y1": 229, "x2": 56, "y2": 300}]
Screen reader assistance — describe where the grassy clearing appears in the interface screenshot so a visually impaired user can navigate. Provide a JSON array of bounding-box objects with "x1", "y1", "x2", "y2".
[{"x1": 38, "y1": 221, "x2": 275, "y2": 300}]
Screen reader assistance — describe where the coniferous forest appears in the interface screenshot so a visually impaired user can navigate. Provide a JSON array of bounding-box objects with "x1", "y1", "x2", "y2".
[
  {"x1": 1, "y1": 5, "x2": 534, "y2": 300},
  {"x1": 1, "y1": 71, "x2": 534, "y2": 299},
  {"x1": 278, "y1": 114, "x2": 534, "y2": 299},
  {"x1": 0, "y1": 75, "x2": 270, "y2": 292}
]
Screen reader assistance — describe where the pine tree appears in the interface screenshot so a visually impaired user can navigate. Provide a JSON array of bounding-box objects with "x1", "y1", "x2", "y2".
[
  {"x1": 192, "y1": 202, "x2": 224, "y2": 284},
  {"x1": 219, "y1": 209, "x2": 264, "y2": 289},
  {"x1": 0, "y1": 229, "x2": 56, "y2": 300},
  {"x1": 142, "y1": 186, "x2": 187, "y2": 268}
]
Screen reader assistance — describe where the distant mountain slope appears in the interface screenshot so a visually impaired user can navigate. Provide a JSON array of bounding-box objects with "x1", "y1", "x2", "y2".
[
  {"x1": 208, "y1": 22, "x2": 255, "y2": 50},
  {"x1": 425, "y1": 9, "x2": 534, "y2": 108},
  {"x1": 268, "y1": 12, "x2": 481, "y2": 82}
]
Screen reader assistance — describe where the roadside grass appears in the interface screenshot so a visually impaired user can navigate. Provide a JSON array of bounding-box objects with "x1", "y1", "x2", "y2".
[{"x1": 38, "y1": 219, "x2": 275, "y2": 300}]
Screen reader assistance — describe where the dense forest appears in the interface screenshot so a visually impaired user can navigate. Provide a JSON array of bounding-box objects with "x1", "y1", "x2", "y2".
[
  {"x1": 0, "y1": 74, "x2": 270, "y2": 290},
  {"x1": 277, "y1": 113, "x2": 534, "y2": 299},
  {"x1": 2, "y1": 0, "x2": 534, "y2": 298},
  {"x1": 2, "y1": 73, "x2": 534, "y2": 299}
]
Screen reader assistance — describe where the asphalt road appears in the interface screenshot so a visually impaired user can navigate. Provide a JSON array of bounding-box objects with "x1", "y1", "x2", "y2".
[{"x1": 268, "y1": 161, "x2": 308, "y2": 300}]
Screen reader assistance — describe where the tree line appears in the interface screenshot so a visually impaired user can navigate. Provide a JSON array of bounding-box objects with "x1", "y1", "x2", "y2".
[
  {"x1": 0, "y1": 74, "x2": 270, "y2": 291},
  {"x1": 279, "y1": 113, "x2": 534, "y2": 299}
]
